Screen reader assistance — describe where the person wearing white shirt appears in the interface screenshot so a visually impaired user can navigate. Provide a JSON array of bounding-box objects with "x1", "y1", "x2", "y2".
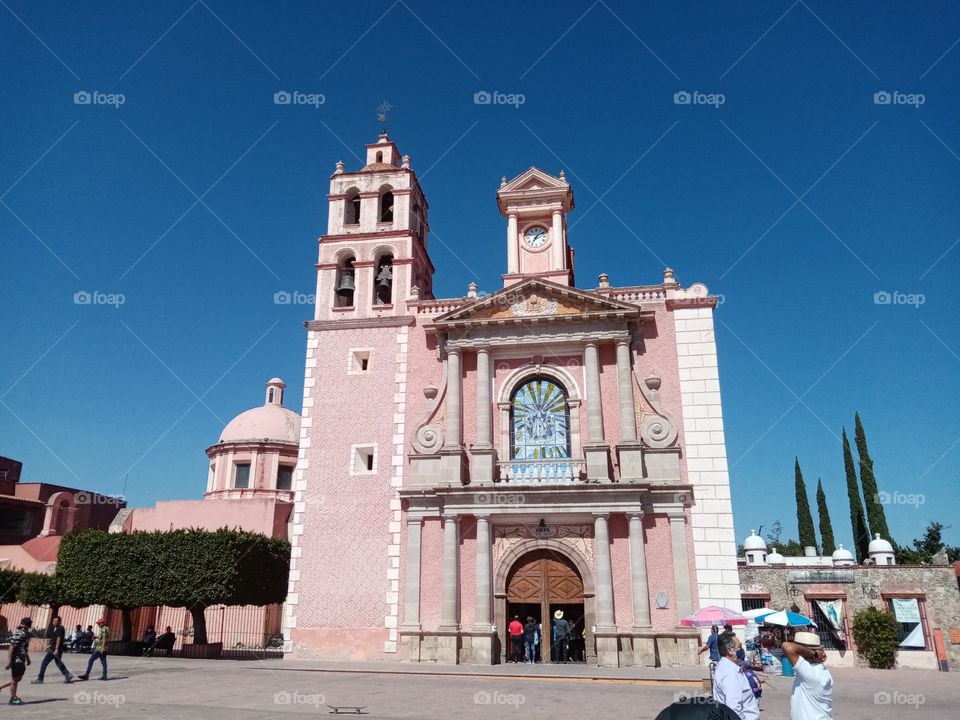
[
  {"x1": 712, "y1": 633, "x2": 760, "y2": 720},
  {"x1": 783, "y1": 632, "x2": 833, "y2": 720}
]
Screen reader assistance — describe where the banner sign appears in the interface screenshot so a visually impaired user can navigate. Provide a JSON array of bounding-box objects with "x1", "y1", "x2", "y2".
[
  {"x1": 815, "y1": 599, "x2": 846, "y2": 642},
  {"x1": 788, "y1": 569, "x2": 855, "y2": 583},
  {"x1": 892, "y1": 598, "x2": 921, "y2": 624}
]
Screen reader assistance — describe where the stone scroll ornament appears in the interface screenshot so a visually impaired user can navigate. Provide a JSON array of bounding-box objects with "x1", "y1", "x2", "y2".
[
  {"x1": 633, "y1": 366, "x2": 678, "y2": 448},
  {"x1": 411, "y1": 360, "x2": 448, "y2": 454}
]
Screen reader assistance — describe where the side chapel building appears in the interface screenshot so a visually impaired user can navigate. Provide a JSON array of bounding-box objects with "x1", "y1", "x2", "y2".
[{"x1": 284, "y1": 134, "x2": 740, "y2": 666}]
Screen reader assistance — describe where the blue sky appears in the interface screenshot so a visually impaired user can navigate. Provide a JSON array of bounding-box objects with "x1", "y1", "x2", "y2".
[{"x1": 2, "y1": 1, "x2": 958, "y2": 548}]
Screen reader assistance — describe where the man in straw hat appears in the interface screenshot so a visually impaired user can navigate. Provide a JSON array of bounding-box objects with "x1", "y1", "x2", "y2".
[
  {"x1": 552, "y1": 610, "x2": 570, "y2": 663},
  {"x1": 783, "y1": 632, "x2": 833, "y2": 719}
]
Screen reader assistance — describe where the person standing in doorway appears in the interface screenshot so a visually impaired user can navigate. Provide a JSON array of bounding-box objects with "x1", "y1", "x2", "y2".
[
  {"x1": 78, "y1": 618, "x2": 109, "y2": 681},
  {"x1": 783, "y1": 633, "x2": 833, "y2": 719},
  {"x1": 508, "y1": 615, "x2": 524, "y2": 663},
  {"x1": 31, "y1": 615, "x2": 73, "y2": 684},
  {"x1": 523, "y1": 617, "x2": 538, "y2": 663},
  {"x1": 1, "y1": 617, "x2": 32, "y2": 705},
  {"x1": 553, "y1": 610, "x2": 570, "y2": 663},
  {"x1": 699, "y1": 624, "x2": 721, "y2": 665},
  {"x1": 713, "y1": 633, "x2": 759, "y2": 720}
]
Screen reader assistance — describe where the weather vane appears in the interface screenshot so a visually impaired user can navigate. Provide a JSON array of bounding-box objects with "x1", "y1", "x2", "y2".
[{"x1": 377, "y1": 100, "x2": 393, "y2": 132}]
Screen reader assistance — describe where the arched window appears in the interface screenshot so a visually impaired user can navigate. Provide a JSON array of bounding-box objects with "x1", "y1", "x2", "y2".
[
  {"x1": 379, "y1": 190, "x2": 394, "y2": 222},
  {"x1": 374, "y1": 253, "x2": 393, "y2": 305},
  {"x1": 334, "y1": 255, "x2": 355, "y2": 307},
  {"x1": 510, "y1": 377, "x2": 571, "y2": 460},
  {"x1": 344, "y1": 189, "x2": 360, "y2": 225},
  {"x1": 375, "y1": 151, "x2": 383, "y2": 163}
]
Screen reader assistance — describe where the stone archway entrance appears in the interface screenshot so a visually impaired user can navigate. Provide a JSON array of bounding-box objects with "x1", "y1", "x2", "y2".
[{"x1": 505, "y1": 549, "x2": 585, "y2": 663}]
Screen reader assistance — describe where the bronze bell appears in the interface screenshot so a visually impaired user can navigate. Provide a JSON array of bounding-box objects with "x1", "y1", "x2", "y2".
[
  {"x1": 335, "y1": 272, "x2": 355, "y2": 296},
  {"x1": 376, "y1": 276, "x2": 392, "y2": 303}
]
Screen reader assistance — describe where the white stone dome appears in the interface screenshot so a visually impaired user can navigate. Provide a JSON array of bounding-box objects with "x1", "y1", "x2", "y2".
[
  {"x1": 744, "y1": 530, "x2": 768, "y2": 552},
  {"x1": 218, "y1": 378, "x2": 301, "y2": 444},
  {"x1": 868, "y1": 533, "x2": 894, "y2": 555},
  {"x1": 832, "y1": 545, "x2": 855, "y2": 564},
  {"x1": 767, "y1": 547, "x2": 785, "y2": 565}
]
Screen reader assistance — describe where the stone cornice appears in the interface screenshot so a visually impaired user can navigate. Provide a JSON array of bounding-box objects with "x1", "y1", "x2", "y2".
[{"x1": 305, "y1": 315, "x2": 416, "y2": 331}]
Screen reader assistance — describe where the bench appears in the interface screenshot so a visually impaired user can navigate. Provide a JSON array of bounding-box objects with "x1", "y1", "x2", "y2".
[{"x1": 143, "y1": 634, "x2": 176, "y2": 657}]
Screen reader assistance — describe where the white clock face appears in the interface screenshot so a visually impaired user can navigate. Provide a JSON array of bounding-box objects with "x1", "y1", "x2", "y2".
[{"x1": 523, "y1": 226, "x2": 548, "y2": 248}]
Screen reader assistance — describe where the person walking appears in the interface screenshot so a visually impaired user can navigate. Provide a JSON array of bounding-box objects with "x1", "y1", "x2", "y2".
[
  {"x1": 782, "y1": 632, "x2": 833, "y2": 720},
  {"x1": 523, "y1": 617, "x2": 538, "y2": 663},
  {"x1": 552, "y1": 610, "x2": 570, "y2": 663},
  {"x1": 78, "y1": 618, "x2": 109, "y2": 681},
  {"x1": 31, "y1": 615, "x2": 73, "y2": 684},
  {"x1": 699, "y1": 624, "x2": 721, "y2": 664},
  {"x1": 1, "y1": 617, "x2": 32, "y2": 705},
  {"x1": 508, "y1": 615, "x2": 524, "y2": 663},
  {"x1": 712, "y1": 633, "x2": 760, "y2": 720}
]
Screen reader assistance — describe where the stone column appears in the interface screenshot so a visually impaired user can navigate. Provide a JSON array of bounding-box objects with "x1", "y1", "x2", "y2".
[
  {"x1": 444, "y1": 349, "x2": 462, "y2": 448},
  {"x1": 584, "y1": 342, "x2": 605, "y2": 444},
  {"x1": 593, "y1": 513, "x2": 616, "y2": 631},
  {"x1": 615, "y1": 339, "x2": 637, "y2": 442},
  {"x1": 473, "y1": 515, "x2": 492, "y2": 631},
  {"x1": 439, "y1": 515, "x2": 460, "y2": 630},
  {"x1": 400, "y1": 518, "x2": 423, "y2": 630},
  {"x1": 669, "y1": 512, "x2": 693, "y2": 620},
  {"x1": 628, "y1": 513, "x2": 651, "y2": 628},
  {"x1": 551, "y1": 209, "x2": 563, "y2": 268},
  {"x1": 475, "y1": 347, "x2": 492, "y2": 447}
]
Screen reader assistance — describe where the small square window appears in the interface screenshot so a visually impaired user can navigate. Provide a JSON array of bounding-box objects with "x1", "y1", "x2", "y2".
[
  {"x1": 234, "y1": 463, "x2": 251, "y2": 489},
  {"x1": 350, "y1": 445, "x2": 377, "y2": 475},
  {"x1": 277, "y1": 465, "x2": 294, "y2": 490},
  {"x1": 349, "y1": 349, "x2": 373, "y2": 374}
]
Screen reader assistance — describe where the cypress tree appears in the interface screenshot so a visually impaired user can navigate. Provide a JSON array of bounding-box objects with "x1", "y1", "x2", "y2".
[
  {"x1": 816, "y1": 478, "x2": 836, "y2": 555},
  {"x1": 843, "y1": 428, "x2": 870, "y2": 561},
  {"x1": 795, "y1": 458, "x2": 818, "y2": 551},
  {"x1": 854, "y1": 413, "x2": 893, "y2": 544}
]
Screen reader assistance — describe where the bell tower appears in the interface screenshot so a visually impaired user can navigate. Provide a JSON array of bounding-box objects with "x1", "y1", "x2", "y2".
[
  {"x1": 314, "y1": 132, "x2": 434, "y2": 321},
  {"x1": 497, "y1": 167, "x2": 575, "y2": 287}
]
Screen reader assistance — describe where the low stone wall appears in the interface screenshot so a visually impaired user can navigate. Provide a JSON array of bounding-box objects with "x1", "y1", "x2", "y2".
[{"x1": 739, "y1": 564, "x2": 960, "y2": 670}]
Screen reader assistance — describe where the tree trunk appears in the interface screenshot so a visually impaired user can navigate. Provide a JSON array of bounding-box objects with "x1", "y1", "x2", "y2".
[
  {"x1": 121, "y1": 608, "x2": 134, "y2": 643},
  {"x1": 189, "y1": 605, "x2": 208, "y2": 645}
]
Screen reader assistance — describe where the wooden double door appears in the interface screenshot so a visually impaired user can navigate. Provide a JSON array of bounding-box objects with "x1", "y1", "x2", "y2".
[{"x1": 505, "y1": 550, "x2": 584, "y2": 662}]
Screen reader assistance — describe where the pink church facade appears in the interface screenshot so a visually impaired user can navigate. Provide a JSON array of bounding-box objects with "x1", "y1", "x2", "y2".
[{"x1": 285, "y1": 134, "x2": 740, "y2": 666}]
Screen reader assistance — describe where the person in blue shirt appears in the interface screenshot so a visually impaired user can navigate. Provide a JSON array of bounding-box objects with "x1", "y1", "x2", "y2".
[{"x1": 699, "y1": 624, "x2": 721, "y2": 663}]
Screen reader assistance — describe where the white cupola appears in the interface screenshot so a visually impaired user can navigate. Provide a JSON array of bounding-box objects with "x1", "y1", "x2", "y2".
[
  {"x1": 832, "y1": 544, "x2": 856, "y2": 566},
  {"x1": 744, "y1": 529, "x2": 768, "y2": 565},
  {"x1": 868, "y1": 533, "x2": 896, "y2": 566}
]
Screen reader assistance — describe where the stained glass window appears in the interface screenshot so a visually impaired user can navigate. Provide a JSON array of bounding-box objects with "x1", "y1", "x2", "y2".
[{"x1": 510, "y1": 377, "x2": 571, "y2": 460}]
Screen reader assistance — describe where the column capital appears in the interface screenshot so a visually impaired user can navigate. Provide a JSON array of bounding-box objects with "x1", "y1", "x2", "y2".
[
  {"x1": 584, "y1": 339, "x2": 599, "y2": 349},
  {"x1": 475, "y1": 344, "x2": 491, "y2": 353},
  {"x1": 667, "y1": 511, "x2": 686, "y2": 523},
  {"x1": 592, "y1": 511, "x2": 611, "y2": 520},
  {"x1": 627, "y1": 511, "x2": 645, "y2": 521},
  {"x1": 475, "y1": 512, "x2": 492, "y2": 521}
]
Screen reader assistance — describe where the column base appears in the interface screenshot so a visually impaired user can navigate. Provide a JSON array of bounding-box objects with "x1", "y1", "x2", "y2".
[
  {"x1": 439, "y1": 447, "x2": 468, "y2": 485},
  {"x1": 583, "y1": 443, "x2": 610, "y2": 482},
  {"x1": 616, "y1": 441, "x2": 644, "y2": 482},
  {"x1": 642, "y1": 447, "x2": 682, "y2": 483},
  {"x1": 460, "y1": 631, "x2": 497, "y2": 664},
  {"x1": 399, "y1": 630, "x2": 462, "y2": 664},
  {"x1": 469, "y1": 445, "x2": 497, "y2": 484}
]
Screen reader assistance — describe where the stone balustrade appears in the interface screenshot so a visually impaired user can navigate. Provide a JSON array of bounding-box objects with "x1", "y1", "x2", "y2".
[{"x1": 497, "y1": 458, "x2": 586, "y2": 483}]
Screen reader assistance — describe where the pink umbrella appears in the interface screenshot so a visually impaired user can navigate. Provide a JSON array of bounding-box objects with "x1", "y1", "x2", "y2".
[{"x1": 680, "y1": 605, "x2": 749, "y2": 628}]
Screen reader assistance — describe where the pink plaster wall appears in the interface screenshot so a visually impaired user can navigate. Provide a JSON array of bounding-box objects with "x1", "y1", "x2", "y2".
[
  {"x1": 459, "y1": 520, "x2": 477, "y2": 629},
  {"x1": 126, "y1": 498, "x2": 290, "y2": 537},
  {"x1": 294, "y1": 326, "x2": 401, "y2": 634},
  {"x1": 609, "y1": 515, "x2": 634, "y2": 630},
  {"x1": 419, "y1": 518, "x2": 443, "y2": 630},
  {"x1": 644, "y1": 514, "x2": 680, "y2": 632}
]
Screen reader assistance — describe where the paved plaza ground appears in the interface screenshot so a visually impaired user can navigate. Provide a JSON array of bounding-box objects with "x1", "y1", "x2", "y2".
[{"x1": 5, "y1": 654, "x2": 959, "y2": 718}]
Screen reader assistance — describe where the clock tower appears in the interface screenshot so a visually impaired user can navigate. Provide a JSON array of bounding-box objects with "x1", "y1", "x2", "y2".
[{"x1": 497, "y1": 167, "x2": 575, "y2": 287}]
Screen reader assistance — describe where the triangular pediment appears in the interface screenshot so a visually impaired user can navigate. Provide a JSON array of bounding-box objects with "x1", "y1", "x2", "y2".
[
  {"x1": 500, "y1": 167, "x2": 568, "y2": 193},
  {"x1": 433, "y1": 278, "x2": 643, "y2": 326}
]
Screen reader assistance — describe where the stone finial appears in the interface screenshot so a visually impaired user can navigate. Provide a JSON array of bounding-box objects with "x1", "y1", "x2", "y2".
[
  {"x1": 467, "y1": 282, "x2": 478, "y2": 298},
  {"x1": 559, "y1": 170, "x2": 566, "y2": 182},
  {"x1": 663, "y1": 267, "x2": 677, "y2": 285},
  {"x1": 334, "y1": 160, "x2": 345, "y2": 175},
  {"x1": 401, "y1": 154, "x2": 411, "y2": 169},
  {"x1": 410, "y1": 285, "x2": 421, "y2": 299},
  {"x1": 378, "y1": 132, "x2": 390, "y2": 143},
  {"x1": 645, "y1": 376, "x2": 661, "y2": 391},
  {"x1": 598, "y1": 272, "x2": 609, "y2": 288},
  {"x1": 500, "y1": 176, "x2": 508, "y2": 188}
]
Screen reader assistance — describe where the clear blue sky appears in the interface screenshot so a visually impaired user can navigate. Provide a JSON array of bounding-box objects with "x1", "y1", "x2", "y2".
[{"x1": 2, "y1": 1, "x2": 958, "y2": 548}]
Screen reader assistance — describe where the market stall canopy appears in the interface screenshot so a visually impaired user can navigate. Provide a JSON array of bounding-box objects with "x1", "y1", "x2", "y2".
[
  {"x1": 680, "y1": 606, "x2": 749, "y2": 628},
  {"x1": 753, "y1": 610, "x2": 816, "y2": 627}
]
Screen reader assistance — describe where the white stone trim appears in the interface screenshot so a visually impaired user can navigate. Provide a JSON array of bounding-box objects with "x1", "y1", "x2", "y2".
[
  {"x1": 673, "y1": 307, "x2": 741, "y2": 611},
  {"x1": 383, "y1": 325, "x2": 409, "y2": 652}
]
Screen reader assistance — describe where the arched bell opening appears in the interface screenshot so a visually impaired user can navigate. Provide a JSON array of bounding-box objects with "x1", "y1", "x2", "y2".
[{"x1": 334, "y1": 254, "x2": 356, "y2": 308}]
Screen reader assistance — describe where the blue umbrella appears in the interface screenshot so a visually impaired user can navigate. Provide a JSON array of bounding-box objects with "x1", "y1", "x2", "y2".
[{"x1": 753, "y1": 610, "x2": 816, "y2": 627}]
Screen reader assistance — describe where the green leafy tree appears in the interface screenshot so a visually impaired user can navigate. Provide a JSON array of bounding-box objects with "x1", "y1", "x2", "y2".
[
  {"x1": 17, "y1": 572, "x2": 77, "y2": 622},
  {"x1": 55, "y1": 530, "x2": 157, "y2": 642},
  {"x1": 852, "y1": 607, "x2": 899, "y2": 668},
  {"x1": 795, "y1": 458, "x2": 818, "y2": 551},
  {"x1": 855, "y1": 413, "x2": 893, "y2": 546},
  {"x1": 895, "y1": 522, "x2": 960, "y2": 564},
  {"x1": 816, "y1": 479, "x2": 837, "y2": 556},
  {"x1": 0, "y1": 568, "x2": 23, "y2": 605},
  {"x1": 842, "y1": 428, "x2": 870, "y2": 561},
  {"x1": 763, "y1": 522, "x2": 806, "y2": 556},
  {"x1": 149, "y1": 529, "x2": 290, "y2": 644}
]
